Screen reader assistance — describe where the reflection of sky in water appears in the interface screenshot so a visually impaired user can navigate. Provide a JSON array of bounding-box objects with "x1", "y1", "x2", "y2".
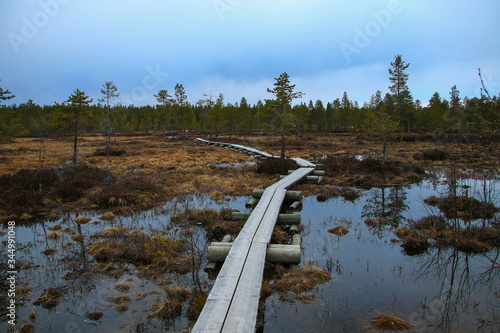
[
  {"x1": 263, "y1": 178, "x2": 500, "y2": 332},
  {"x1": 2, "y1": 178, "x2": 499, "y2": 332}
]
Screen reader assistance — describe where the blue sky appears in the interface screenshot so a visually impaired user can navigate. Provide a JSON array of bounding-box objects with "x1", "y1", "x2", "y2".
[{"x1": 1, "y1": 0, "x2": 499, "y2": 107}]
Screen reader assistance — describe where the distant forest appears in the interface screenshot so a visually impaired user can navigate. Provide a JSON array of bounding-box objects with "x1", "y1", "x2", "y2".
[
  {"x1": 1, "y1": 56, "x2": 499, "y2": 139},
  {"x1": 1, "y1": 89, "x2": 498, "y2": 139}
]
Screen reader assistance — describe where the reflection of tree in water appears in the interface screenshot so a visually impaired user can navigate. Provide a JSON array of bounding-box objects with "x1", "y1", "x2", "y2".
[
  {"x1": 411, "y1": 248, "x2": 500, "y2": 331},
  {"x1": 362, "y1": 185, "x2": 409, "y2": 231}
]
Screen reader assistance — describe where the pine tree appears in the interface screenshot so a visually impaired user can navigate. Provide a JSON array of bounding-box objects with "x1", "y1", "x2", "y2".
[
  {"x1": 266, "y1": 72, "x2": 304, "y2": 159},
  {"x1": 174, "y1": 84, "x2": 189, "y2": 135},
  {"x1": 54, "y1": 89, "x2": 93, "y2": 171},
  {"x1": 99, "y1": 81, "x2": 119, "y2": 181},
  {"x1": 362, "y1": 105, "x2": 400, "y2": 167},
  {"x1": 0, "y1": 80, "x2": 15, "y2": 104},
  {"x1": 154, "y1": 89, "x2": 173, "y2": 132}
]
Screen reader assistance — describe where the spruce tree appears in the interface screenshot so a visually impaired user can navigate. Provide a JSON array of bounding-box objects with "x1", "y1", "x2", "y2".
[{"x1": 388, "y1": 55, "x2": 414, "y2": 127}]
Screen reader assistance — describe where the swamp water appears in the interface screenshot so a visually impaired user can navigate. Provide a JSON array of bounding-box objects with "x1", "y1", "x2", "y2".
[{"x1": 1, "y1": 176, "x2": 499, "y2": 332}]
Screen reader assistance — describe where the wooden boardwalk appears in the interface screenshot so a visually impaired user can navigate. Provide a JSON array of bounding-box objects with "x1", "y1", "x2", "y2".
[{"x1": 193, "y1": 139, "x2": 315, "y2": 333}]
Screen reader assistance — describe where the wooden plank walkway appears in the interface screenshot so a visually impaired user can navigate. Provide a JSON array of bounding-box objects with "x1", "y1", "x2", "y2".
[{"x1": 192, "y1": 138, "x2": 315, "y2": 333}]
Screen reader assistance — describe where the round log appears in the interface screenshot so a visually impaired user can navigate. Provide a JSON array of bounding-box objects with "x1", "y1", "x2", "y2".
[
  {"x1": 292, "y1": 234, "x2": 301, "y2": 246},
  {"x1": 251, "y1": 189, "x2": 302, "y2": 202},
  {"x1": 231, "y1": 212, "x2": 301, "y2": 225},
  {"x1": 289, "y1": 224, "x2": 300, "y2": 235},
  {"x1": 204, "y1": 261, "x2": 217, "y2": 273},
  {"x1": 207, "y1": 244, "x2": 301, "y2": 264},
  {"x1": 245, "y1": 198, "x2": 259, "y2": 208}
]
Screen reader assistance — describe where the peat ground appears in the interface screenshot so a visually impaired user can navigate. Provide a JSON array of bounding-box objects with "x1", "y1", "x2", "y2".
[{"x1": 0, "y1": 131, "x2": 498, "y2": 221}]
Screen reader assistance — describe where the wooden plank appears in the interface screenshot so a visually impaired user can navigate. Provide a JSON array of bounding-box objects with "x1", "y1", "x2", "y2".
[
  {"x1": 221, "y1": 242, "x2": 267, "y2": 333},
  {"x1": 192, "y1": 139, "x2": 315, "y2": 333}
]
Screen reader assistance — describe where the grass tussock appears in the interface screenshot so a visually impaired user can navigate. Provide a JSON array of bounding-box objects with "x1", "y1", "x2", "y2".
[
  {"x1": 109, "y1": 295, "x2": 131, "y2": 304},
  {"x1": 396, "y1": 216, "x2": 500, "y2": 254},
  {"x1": 34, "y1": 288, "x2": 61, "y2": 309},
  {"x1": 73, "y1": 216, "x2": 91, "y2": 225},
  {"x1": 98, "y1": 211, "x2": 115, "y2": 221},
  {"x1": 114, "y1": 282, "x2": 131, "y2": 292},
  {"x1": 317, "y1": 186, "x2": 361, "y2": 202},
  {"x1": 61, "y1": 227, "x2": 75, "y2": 234},
  {"x1": 20, "y1": 324, "x2": 37, "y2": 333},
  {"x1": 171, "y1": 208, "x2": 219, "y2": 225},
  {"x1": 89, "y1": 226, "x2": 194, "y2": 277},
  {"x1": 0, "y1": 161, "x2": 168, "y2": 217},
  {"x1": 48, "y1": 225, "x2": 62, "y2": 231},
  {"x1": 91, "y1": 263, "x2": 125, "y2": 278},
  {"x1": 424, "y1": 195, "x2": 499, "y2": 220},
  {"x1": 328, "y1": 226, "x2": 349, "y2": 236},
  {"x1": 71, "y1": 234, "x2": 85, "y2": 242},
  {"x1": 273, "y1": 264, "x2": 332, "y2": 294},
  {"x1": 46, "y1": 231, "x2": 61, "y2": 240},
  {"x1": 187, "y1": 293, "x2": 208, "y2": 321},
  {"x1": 92, "y1": 225, "x2": 129, "y2": 239},
  {"x1": 165, "y1": 286, "x2": 191, "y2": 303},
  {"x1": 149, "y1": 298, "x2": 183, "y2": 320},
  {"x1": 17, "y1": 286, "x2": 32, "y2": 297},
  {"x1": 321, "y1": 155, "x2": 425, "y2": 188},
  {"x1": 370, "y1": 314, "x2": 413, "y2": 331},
  {"x1": 86, "y1": 311, "x2": 103, "y2": 321},
  {"x1": 115, "y1": 304, "x2": 128, "y2": 312},
  {"x1": 41, "y1": 248, "x2": 57, "y2": 256},
  {"x1": 256, "y1": 158, "x2": 299, "y2": 175}
]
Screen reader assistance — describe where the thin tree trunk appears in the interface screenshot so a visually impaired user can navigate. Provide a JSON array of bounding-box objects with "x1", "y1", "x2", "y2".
[
  {"x1": 73, "y1": 111, "x2": 78, "y2": 172},
  {"x1": 281, "y1": 132, "x2": 285, "y2": 160},
  {"x1": 382, "y1": 137, "x2": 387, "y2": 167}
]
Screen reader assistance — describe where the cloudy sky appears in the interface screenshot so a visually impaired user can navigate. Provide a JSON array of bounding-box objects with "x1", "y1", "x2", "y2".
[{"x1": 1, "y1": 0, "x2": 499, "y2": 107}]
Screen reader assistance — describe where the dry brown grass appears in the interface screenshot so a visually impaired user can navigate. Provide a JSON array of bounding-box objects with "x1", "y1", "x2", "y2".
[
  {"x1": 149, "y1": 297, "x2": 183, "y2": 320},
  {"x1": 328, "y1": 226, "x2": 349, "y2": 236},
  {"x1": 114, "y1": 282, "x2": 132, "y2": 292},
  {"x1": 273, "y1": 264, "x2": 332, "y2": 294},
  {"x1": 86, "y1": 311, "x2": 104, "y2": 321},
  {"x1": 91, "y1": 263, "x2": 124, "y2": 278},
  {"x1": 20, "y1": 324, "x2": 37, "y2": 333},
  {"x1": 41, "y1": 248, "x2": 57, "y2": 255},
  {"x1": 48, "y1": 224, "x2": 62, "y2": 231},
  {"x1": 46, "y1": 231, "x2": 61, "y2": 240},
  {"x1": 370, "y1": 314, "x2": 413, "y2": 331},
  {"x1": 34, "y1": 288, "x2": 61, "y2": 309},
  {"x1": 73, "y1": 216, "x2": 92, "y2": 224},
  {"x1": 71, "y1": 234, "x2": 85, "y2": 242},
  {"x1": 98, "y1": 211, "x2": 115, "y2": 220},
  {"x1": 187, "y1": 293, "x2": 208, "y2": 321},
  {"x1": 109, "y1": 295, "x2": 131, "y2": 304},
  {"x1": 1, "y1": 132, "x2": 498, "y2": 223}
]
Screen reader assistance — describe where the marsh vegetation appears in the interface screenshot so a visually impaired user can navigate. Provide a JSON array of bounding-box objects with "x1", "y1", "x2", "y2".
[{"x1": 0, "y1": 131, "x2": 499, "y2": 332}]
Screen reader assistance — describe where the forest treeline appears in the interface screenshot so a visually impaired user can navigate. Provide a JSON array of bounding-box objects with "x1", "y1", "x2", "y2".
[{"x1": 0, "y1": 56, "x2": 499, "y2": 139}]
